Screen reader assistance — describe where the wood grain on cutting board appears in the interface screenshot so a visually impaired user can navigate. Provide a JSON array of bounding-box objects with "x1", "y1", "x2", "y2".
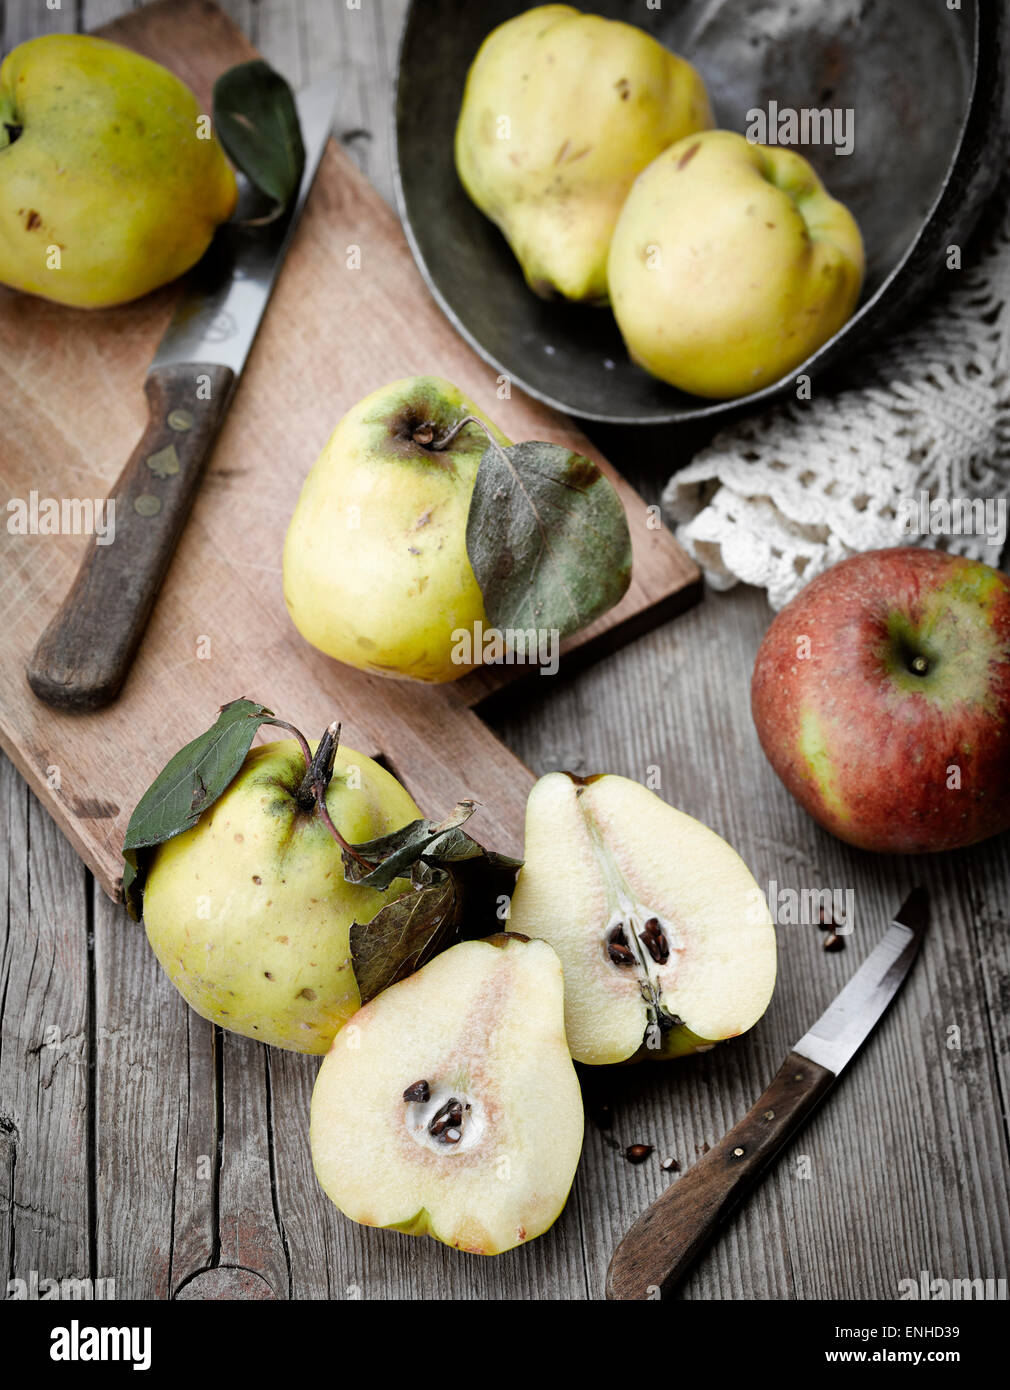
[{"x1": 0, "y1": 0, "x2": 699, "y2": 891}]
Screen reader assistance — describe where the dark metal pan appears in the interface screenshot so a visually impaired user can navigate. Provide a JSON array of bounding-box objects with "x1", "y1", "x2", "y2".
[{"x1": 394, "y1": 0, "x2": 1008, "y2": 425}]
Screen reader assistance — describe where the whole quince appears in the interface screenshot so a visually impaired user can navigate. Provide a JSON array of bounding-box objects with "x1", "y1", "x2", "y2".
[
  {"x1": 0, "y1": 35, "x2": 236, "y2": 308},
  {"x1": 284, "y1": 376, "x2": 506, "y2": 684},
  {"x1": 607, "y1": 130, "x2": 864, "y2": 397},
  {"x1": 143, "y1": 737, "x2": 421, "y2": 1053},
  {"x1": 455, "y1": 4, "x2": 712, "y2": 304}
]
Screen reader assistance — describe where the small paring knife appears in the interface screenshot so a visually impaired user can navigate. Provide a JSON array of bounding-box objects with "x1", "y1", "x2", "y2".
[
  {"x1": 26, "y1": 75, "x2": 339, "y2": 713},
  {"x1": 606, "y1": 887, "x2": 930, "y2": 1301}
]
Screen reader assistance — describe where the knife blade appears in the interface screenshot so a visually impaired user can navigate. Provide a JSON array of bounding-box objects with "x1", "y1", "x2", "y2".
[
  {"x1": 606, "y1": 888, "x2": 930, "y2": 1301},
  {"x1": 27, "y1": 74, "x2": 339, "y2": 712}
]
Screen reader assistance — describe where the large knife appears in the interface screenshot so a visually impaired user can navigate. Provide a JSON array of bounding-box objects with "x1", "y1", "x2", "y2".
[
  {"x1": 27, "y1": 75, "x2": 339, "y2": 712},
  {"x1": 606, "y1": 887, "x2": 930, "y2": 1300}
]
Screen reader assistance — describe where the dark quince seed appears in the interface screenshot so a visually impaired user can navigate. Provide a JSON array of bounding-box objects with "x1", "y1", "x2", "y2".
[
  {"x1": 403, "y1": 1080, "x2": 430, "y2": 1104},
  {"x1": 823, "y1": 932, "x2": 845, "y2": 952},
  {"x1": 607, "y1": 925, "x2": 634, "y2": 966},
  {"x1": 429, "y1": 1097, "x2": 465, "y2": 1140},
  {"x1": 641, "y1": 917, "x2": 670, "y2": 964},
  {"x1": 625, "y1": 1144, "x2": 653, "y2": 1164}
]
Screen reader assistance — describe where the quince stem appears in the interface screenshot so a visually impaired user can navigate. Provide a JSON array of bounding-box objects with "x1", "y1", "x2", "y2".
[
  {"x1": 296, "y1": 719, "x2": 374, "y2": 871},
  {"x1": 263, "y1": 717, "x2": 312, "y2": 769},
  {"x1": 423, "y1": 414, "x2": 488, "y2": 452}
]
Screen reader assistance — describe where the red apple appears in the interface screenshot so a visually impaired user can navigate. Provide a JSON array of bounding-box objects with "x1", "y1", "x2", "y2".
[{"x1": 751, "y1": 548, "x2": 1010, "y2": 853}]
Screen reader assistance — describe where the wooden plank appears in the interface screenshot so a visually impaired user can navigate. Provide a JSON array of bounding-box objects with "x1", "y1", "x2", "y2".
[
  {"x1": 0, "y1": 0, "x2": 699, "y2": 902},
  {"x1": 213, "y1": 1037, "x2": 291, "y2": 1296},
  {"x1": 0, "y1": 756, "x2": 92, "y2": 1298},
  {"x1": 92, "y1": 881, "x2": 220, "y2": 1298},
  {"x1": 2, "y1": 0, "x2": 76, "y2": 48},
  {"x1": 297, "y1": 0, "x2": 409, "y2": 206},
  {"x1": 253, "y1": 0, "x2": 305, "y2": 86}
]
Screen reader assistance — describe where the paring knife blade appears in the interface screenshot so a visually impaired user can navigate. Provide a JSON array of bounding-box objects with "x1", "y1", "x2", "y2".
[
  {"x1": 150, "y1": 74, "x2": 338, "y2": 377},
  {"x1": 27, "y1": 74, "x2": 339, "y2": 712},
  {"x1": 606, "y1": 888, "x2": 930, "y2": 1301},
  {"x1": 793, "y1": 885, "x2": 929, "y2": 1075}
]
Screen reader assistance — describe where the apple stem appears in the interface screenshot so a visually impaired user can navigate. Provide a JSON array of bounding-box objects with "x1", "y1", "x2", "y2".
[{"x1": 300, "y1": 721, "x2": 375, "y2": 871}]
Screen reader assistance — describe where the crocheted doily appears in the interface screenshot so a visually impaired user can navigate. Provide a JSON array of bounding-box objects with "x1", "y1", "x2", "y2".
[{"x1": 663, "y1": 182, "x2": 1010, "y2": 611}]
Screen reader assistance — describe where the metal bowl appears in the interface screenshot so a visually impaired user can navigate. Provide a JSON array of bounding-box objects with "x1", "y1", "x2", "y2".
[{"x1": 394, "y1": 0, "x2": 1007, "y2": 425}]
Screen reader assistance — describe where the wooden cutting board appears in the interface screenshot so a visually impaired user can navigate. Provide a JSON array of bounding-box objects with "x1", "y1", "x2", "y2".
[{"x1": 0, "y1": 0, "x2": 699, "y2": 893}]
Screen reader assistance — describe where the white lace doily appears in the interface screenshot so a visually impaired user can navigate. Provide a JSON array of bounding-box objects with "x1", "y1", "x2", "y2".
[{"x1": 663, "y1": 183, "x2": 1010, "y2": 610}]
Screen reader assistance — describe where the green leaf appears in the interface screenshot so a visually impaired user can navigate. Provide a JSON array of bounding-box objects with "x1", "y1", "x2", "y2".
[
  {"x1": 349, "y1": 872, "x2": 459, "y2": 1006},
  {"x1": 121, "y1": 698, "x2": 277, "y2": 920},
  {"x1": 343, "y1": 802, "x2": 481, "y2": 889},
  {"x1": 466, "y1": 440, "x2": 633, "y2": 641},
  {"x1": 342, "y1": 800, "x2": 521, "y2": 891},
  {"x1": 345, "y1": 803, "x2": 523, "y2": 1004},
  {"x1": 213, "y1": 60, "x2": 306, "y2": 213}
]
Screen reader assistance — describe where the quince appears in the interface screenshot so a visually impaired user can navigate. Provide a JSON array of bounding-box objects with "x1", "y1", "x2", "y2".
[
  {"x1": 607, "y1": 130, "x2": 865, "y2": 397},
  {"x1": 0, "y1": 35, "x2": 236, "y2": 308},
  {"x1": 283, "y1": 377, "x2": 505, "y2": 684},
  {"x1": 455, "y1": 4, "x2": 712, "y2": 304},
  {"x1": 143, "y1": 737, "x2": 421, "y2": 1053}
]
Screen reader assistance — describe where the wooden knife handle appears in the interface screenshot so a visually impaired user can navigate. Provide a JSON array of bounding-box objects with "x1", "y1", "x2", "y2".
[
  {"x1": 27, "y1": 362, "x2": 234, "y2": 711},
  {"x1": 606, "y1": 1050, "x2": 835, "y2": 1300}
]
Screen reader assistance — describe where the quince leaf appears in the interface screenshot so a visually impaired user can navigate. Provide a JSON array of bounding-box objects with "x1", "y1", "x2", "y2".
[
  {"x1": 349, "y1": 873, "x2": 459, "y2": 1007},
  {"x1": 344, "y1": 802, "x2": 476, "y2": 888},
  {"x1": 121, "y1": 698, "x2": 277, "y2": 921},
  {"x1": 345, "y1": 802, "x2": 523, "y2": 1004},
  {"x1": 213, "y1": 60, "x2": 306, "y2": 214},
  {"x1": 342, "y1": 800, "x2": 522, "y2": 891},
  {"x1": 466, "y1": 440, "x2": 632, "y2": 642}
]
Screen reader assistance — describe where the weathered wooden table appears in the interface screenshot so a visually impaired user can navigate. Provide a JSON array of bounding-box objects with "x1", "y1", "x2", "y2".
[{"x1": 2, "y1": 0, "x2": 1008, "y2": 1302}]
